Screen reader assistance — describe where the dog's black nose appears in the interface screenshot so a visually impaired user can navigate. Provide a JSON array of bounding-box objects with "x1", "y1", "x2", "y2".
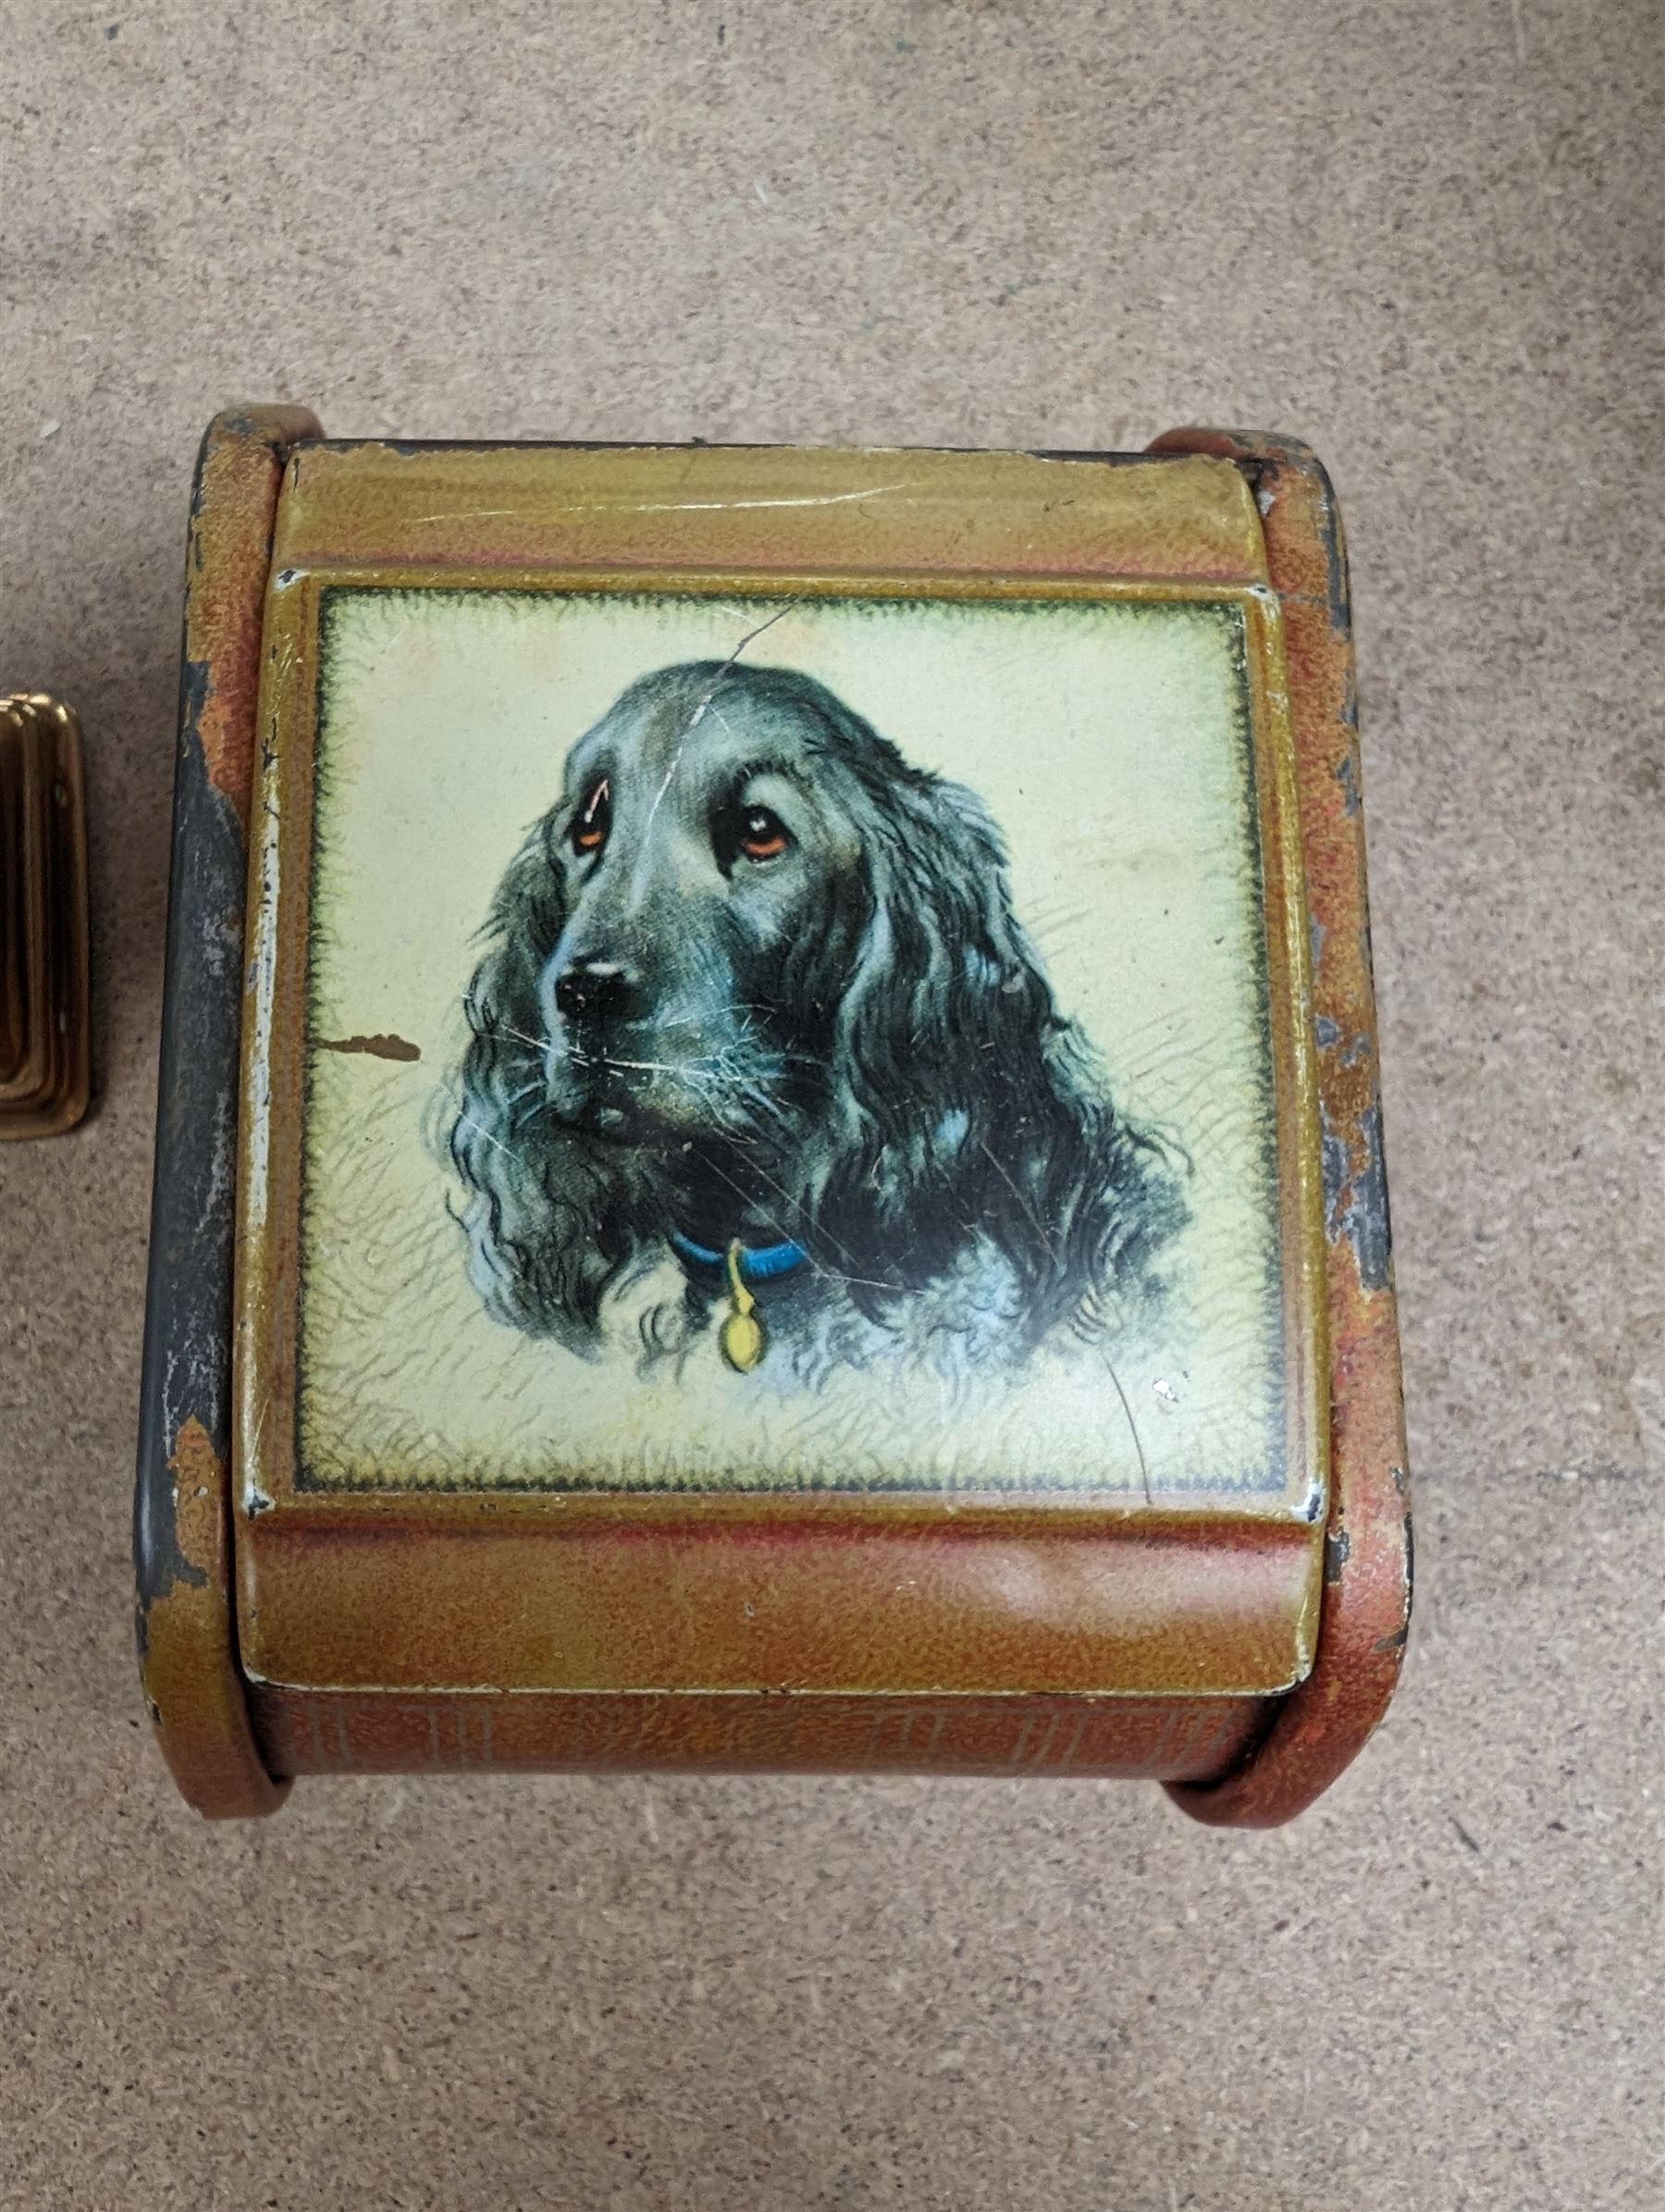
[{"x1": 554, "y1": 959, "x2": 637, "y2": 1025}]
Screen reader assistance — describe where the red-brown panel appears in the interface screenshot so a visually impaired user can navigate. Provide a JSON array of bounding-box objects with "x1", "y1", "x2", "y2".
[{"x1": 253, "y1": 1684, "x2": 1268, "y2": 1783}]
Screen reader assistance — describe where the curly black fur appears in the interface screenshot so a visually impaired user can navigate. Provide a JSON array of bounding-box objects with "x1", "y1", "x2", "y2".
[{"x1": 449, "y1": 661, "x2": 1184, "y2": 1371}]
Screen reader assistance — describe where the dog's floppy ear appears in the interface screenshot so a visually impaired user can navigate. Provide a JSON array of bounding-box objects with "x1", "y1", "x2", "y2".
[
  {"x1": 820, "y1": 769, "x2": 1067, "y2": 1274},
  {"x1": 449, "y1": 814, "x2": 657, "y2": 1349},
  {"x1": 820, "y1": 762, "x2": 1181, "y2": 1333}
]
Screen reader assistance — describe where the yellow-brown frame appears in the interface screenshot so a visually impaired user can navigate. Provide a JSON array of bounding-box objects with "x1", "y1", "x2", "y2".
[{"x1": 230, "y1": 446, "x2": 1326, "y2": 1707}]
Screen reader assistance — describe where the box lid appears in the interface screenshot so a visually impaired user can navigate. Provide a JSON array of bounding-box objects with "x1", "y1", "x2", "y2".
[{"x1": 229, "y1": 439, "x2": 1327, "y2": 1699}]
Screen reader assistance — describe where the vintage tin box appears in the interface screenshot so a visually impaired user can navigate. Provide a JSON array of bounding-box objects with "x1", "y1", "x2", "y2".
[{"x1": 135, "y1": 411, "x2": 1410, "y2": 1823}]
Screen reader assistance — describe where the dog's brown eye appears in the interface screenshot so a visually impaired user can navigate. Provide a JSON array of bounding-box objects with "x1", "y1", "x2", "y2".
[
  {"x1": 572, "y1": 778, "x2": 610, "y2": 856},
  {"x1": 738, "y1": 806, "x2": 789, "y2": 861}
]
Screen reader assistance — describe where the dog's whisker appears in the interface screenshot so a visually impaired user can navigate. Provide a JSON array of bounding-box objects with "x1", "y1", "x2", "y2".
[
  {"x1": 654, "y1": 1002, "x2": 775, "y2": 1034},
  {"x1": 587, "y1": 1051, "x2": 769, "y2": 1088},
  {"x1": 564, "y1": 1040, "x2": 797, "y2": 1112},
  {"x1": 593, "y1": 1054, "x2": 692, "y2": 1077},
  {"x1": 448, "y1": 655, "x2": 1185, "y2": 1382},
  {"x1": 469, "y1": 1016, "x2": 555, "y2": 1057}
]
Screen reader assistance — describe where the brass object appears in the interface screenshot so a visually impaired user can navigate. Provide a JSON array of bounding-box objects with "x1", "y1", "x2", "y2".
[{"x1": 0, "y1": 693, "x2": 90, "y2": 1139}]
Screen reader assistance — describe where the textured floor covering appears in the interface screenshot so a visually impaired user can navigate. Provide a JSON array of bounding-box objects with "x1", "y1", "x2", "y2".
[{"x1": 2, "y1": 4, "x2": 1659, "y2": 2206}]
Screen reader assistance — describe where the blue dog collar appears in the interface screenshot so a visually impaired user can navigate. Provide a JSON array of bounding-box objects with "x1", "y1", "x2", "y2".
[{"x1": 669, "y1": 1230, "x2": 809, "y2": 1285}]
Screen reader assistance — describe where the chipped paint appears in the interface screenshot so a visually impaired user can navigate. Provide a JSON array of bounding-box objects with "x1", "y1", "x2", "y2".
[
  {"x1": 1152, "y1": 428, "x2": 1411, "y2": 1830},
  {"x1": 240, "y1": 754, "x2": 282, "y2": 1248},
  {"x1": 1322, "y1": 1094, "x2": 1391, "y2": 1293},
  {"x1": 182, "y1": 412, "x2": 318, "y2": 820},
  {"x1": 314, "y1": 1032, "x2": 422, "y2": 1061},
  {"x1": 164, "y1": 1416, "x2": 218, "y2": 1586},
  {"x1": 135, "y1": 407, "x2": 319, "y2": 1819},
  {"x1": 139, "y1": 416, "x2": 1406, "y2": 1824}
]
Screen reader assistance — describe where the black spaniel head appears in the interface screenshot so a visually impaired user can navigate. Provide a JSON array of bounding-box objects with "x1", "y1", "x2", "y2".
[{"x1": 450, "y1": 660, "x2": 1184, "y2": 1366}]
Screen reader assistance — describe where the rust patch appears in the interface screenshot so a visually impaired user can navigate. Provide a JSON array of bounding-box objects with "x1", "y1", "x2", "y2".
[
  {"x1": 314, "y1": 1032, "x2": 422, "y2": 1062},
  {"x1": 139, "y1": 1413, "x2": 290, "y2": 1819},
  {"x1": 1321, "y1": 1093, "x2": 1392, "y2": 1292},
  {"x1": 182, "y1": 407, "x2": 323, "y2": 826},
  {"x1": 166, "y1": 1415, "x2": 223, "y2": 1581},
  {"x1": 136, "y1": 408, "x2": 319, "y2": 1821},
  {"x1": 1152, "y1": 428, "x2": 1412, "y2": 1830}
]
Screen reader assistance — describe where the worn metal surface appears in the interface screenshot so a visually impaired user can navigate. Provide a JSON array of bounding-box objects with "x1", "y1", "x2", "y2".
[
  {"x1": 0, "y1": 693, "x2": 90, "y2": 1138},
  {"x1": 1152, "y1": 428, "x2": 1413, "y2": 1826},
  {"x1": 268, "y1": 438, "x2": 1268, "y2": 579},
  {"x1": 137, "y1": 421, "x2": 1405, "y2": 1819},
  {"x1": 233, "y1": 440, "x2": 1327, "y2": 1743},
  {"x1": 251, "y1": 1685, "x2": 1265, "y2": 1782},
  {"x1": 132, "y1": 405, "x2": 321, "y2": 1819},
  {"x1": 243, "y1": 1509, "x2": 1324, "y2": 1701}
]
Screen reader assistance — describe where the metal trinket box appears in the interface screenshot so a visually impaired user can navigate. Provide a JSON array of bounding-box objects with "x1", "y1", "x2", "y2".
[{"x1": 136, "y1": 411, "x2": 1410, "y2": 1823}]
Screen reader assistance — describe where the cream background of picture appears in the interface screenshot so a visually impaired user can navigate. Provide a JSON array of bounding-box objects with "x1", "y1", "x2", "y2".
[{"x1": 298, "y1": 587, "x2": 1287, "y2": 1493}]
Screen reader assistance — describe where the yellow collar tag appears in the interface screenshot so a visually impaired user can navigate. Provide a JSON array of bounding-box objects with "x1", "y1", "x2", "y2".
[{"x1": 718, "y1": 1240, "x2": 768, "y2": 1373}]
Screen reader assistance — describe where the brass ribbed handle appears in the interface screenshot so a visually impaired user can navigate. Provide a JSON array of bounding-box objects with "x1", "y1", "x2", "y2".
[{"x1": 0, "y1": 693, "x2": 91, "y2": 1137}]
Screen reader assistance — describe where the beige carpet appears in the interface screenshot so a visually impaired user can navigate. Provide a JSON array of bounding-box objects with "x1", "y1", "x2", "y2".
[{"x1": 2, "y1": 4, "x2": 1659, "y2": 2206}]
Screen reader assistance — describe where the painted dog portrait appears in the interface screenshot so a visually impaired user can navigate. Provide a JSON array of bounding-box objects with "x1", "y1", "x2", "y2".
[{"x1": 449, "y1": 660, "x2": 1186, "y2": 1379}]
